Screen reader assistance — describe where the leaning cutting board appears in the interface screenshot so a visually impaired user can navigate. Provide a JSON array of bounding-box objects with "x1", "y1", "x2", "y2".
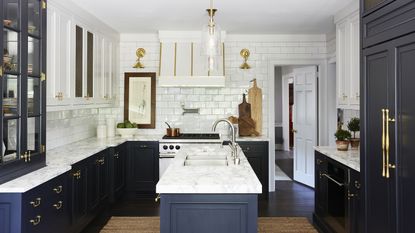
[
  {"x1": 239, "y1": 94, "x2": 259, "y2": 136},
  {"x1": 248, "y1": 79, "x2": 262, "y2": 135}
]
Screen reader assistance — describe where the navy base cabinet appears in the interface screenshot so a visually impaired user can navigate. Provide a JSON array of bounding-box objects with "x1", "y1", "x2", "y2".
[
  {"x1": 238, "y1": 141, "x2": 269, "y2": 197},
  {"x1": 160, "y1": 194, "x2": 258, "y2": 233},
  {"x1": 0, "y1": 173, "x2": 69, "y2": 233},
  {"x1": 126, "y1": 141, "x2": 159, "y2": 197}
]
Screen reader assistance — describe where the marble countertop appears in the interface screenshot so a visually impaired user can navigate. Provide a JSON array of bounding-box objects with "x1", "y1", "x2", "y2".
[
  {"x1": 314, "y1": 146, "x2": 360, "y2": 172},
  {"x1": 0, "y1": 135, "x2": 161, "y2": 193},
  {"x1": 156, "y1": 144, "x2": 262, "y2": 194},
  {"x1": 0, "y1": 133, "x2": 268, "y2": 193}
]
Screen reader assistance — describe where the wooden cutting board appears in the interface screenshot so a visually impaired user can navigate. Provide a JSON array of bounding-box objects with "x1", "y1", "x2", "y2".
[
  {"x1": 248, "y1": 79, "x2": 262, "y2": 135},
  {"x1": 238, "y1": 94, "x2": 259, "y2": 136}
]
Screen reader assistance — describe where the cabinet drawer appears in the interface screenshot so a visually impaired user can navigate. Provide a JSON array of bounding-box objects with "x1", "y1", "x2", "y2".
[
  {"x1": 238, "y1": 142, "x2": 268, "y2": 156},
  {"x1": 363, "y1": 0, "x2": 415, "y2": 48}
]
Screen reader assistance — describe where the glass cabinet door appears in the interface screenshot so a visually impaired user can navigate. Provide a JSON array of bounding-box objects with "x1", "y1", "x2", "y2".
[{"x1": 2, "y1": 0, "x2": 21, "y2": 164}]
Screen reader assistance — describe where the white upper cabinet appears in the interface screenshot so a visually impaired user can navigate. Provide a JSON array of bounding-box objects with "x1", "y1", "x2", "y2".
[
  {"x1": 335, "y1": 1, "x2": 360, "y2": 110},
  {"x1": 46, "y1": 0, "x2": 119, "y2": 111}
]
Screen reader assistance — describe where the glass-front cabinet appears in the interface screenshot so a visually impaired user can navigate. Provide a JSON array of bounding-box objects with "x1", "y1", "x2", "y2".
[{"x1": 0, "y1": 0, "x2": 46, "y2": 184}]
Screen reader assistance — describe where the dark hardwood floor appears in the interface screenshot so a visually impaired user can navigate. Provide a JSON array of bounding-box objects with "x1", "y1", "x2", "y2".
[
  {"x1": 82, "y1": 181, "x2": 314, "y2": 233},
  {"x1": 275, "y1": 150, "x2": 294, "y2": 179}
]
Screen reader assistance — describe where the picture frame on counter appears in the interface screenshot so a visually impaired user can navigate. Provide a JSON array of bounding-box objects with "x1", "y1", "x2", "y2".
[{"x1": 124, "y1": 72, "x2": 156, "y2": 128}]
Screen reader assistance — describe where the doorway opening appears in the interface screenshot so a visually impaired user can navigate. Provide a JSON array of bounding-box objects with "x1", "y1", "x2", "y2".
[{"x1": 274, "y1": 65, "x2": 319, "y2": 188}]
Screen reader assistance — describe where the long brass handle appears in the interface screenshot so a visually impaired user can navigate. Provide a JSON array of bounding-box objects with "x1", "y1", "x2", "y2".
[
  {"x1": 29, "y1": 215, "x2": 41, "y2": 226},
  {"x1": 385, "y1": 109, "x2": 390, "y2": 178},
  {"x1": 382, "y1": 109, "x2": 386, "y2": 177}
]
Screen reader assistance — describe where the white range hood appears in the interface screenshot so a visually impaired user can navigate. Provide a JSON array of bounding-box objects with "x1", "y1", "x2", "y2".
[{"x1": 158, "y1": 31, "x2": 226, "y2": 88}]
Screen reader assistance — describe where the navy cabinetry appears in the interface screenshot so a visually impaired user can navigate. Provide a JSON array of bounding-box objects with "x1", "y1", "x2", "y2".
[
  {"x1": 0, "y1": 0, "x2": 47, "y2": 185},
  {"x1": 110, "y1": 144, "x2": 126, "y2": 202},
  {"x1": 87, "y1": 149, "x2": 109, "y2": 212},
  {"x1": 238, "y1": 141, "x2": 269, "y2": 196},
  {"x1": 0, "y1": 173, "x2": 69, "y2": 233},
  {"x1": 313, "y1": 151, "x2": 361, "y2": 233},
  {"x1": 69, "y1": 159, "x2": 88, "y2": 231},
  {"x1": 362, "y1": 31, "x2": 415, "y2": 233},
  {"x1": 126, "y1": 141, "x2": 159, "y2": 196}
]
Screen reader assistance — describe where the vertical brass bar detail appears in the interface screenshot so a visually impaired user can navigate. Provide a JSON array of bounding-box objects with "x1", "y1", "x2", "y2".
[
  {"x1": 42, "y1": 0, "x2": 46, "y2": 9},
  {"x1": 386, "y1": 109, "x2": 390, "y2": 178},
  {"x1": 382, "y1": 109, "x2": 386, "y2": 177},
  {"x1": 174, "y1": 43, "x2": 177, "y2": 76},
  {"x1": 159, "y1": 43, "x2": 162, "y2": 76},
  {"x1": 191, "y1": 43, "x2": 194, "y2": 76}
]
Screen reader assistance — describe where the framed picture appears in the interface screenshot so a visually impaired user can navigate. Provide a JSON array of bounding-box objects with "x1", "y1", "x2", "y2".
[{"x1": 124, "y1": 72, "x2": 156, "y2": 128}]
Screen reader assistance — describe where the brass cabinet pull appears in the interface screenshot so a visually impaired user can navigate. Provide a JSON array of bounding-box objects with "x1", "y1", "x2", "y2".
[
  {"x1": 28, "y1": 151, "x2": 31, "y2": 162},
  {"x1": 96, "y1": 158, "x2": 105, "y2": 165},
  {"x1": 155, "y1": 194, "x2": 160, "y2": 203},
  {"x1": 382, "y1": 109, "x2": 386, "y2": 177},
  {"x1": 317, "y1": 159, "x2": 324, "y2": 165},
  {"x1": 53, "y1": 201, "x2": 63, "y2": 210},
  {"x1": 29, "y1": 215, "x2": 41, "y2": 226},
  {"x1": 139, "y1": 145, "x2": 148, "y2": 149},
  {"x1": 53, "y1": 185, "x2": 63, "y2": 194},
  {"x1": 385, "y1": 109, "x2": 390, "y2": 178},
  {"x1": 30, "y1": 198, "x2": 41, "y2": 208},
  {"x1": 348, "y1": 191, "x2": 358, "y2": 200},
  {"x1": 114, "y1": 153, "x2": 119, "y2": 159},
  {"x1": 73, "y1": 170, "x2": 81, "y2": 180}
]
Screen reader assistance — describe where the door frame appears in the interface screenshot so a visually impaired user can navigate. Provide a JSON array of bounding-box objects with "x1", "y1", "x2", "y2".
[
  {"x1": 282, "y1": 74, "x2": 294, "y2": 151},
  {"x1": 268, "y1": 59, "x2": 329, "y2": 191}
]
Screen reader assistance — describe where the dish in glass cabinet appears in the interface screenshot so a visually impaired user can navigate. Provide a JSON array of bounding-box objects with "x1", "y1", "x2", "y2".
[{"x1": 3, "y1": 20, "x2": 12, "y2": 27}]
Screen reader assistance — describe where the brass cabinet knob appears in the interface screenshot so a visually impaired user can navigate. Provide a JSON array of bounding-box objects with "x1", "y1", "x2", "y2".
[
  {"x1": 29, "y1": 215, "x2": 41, "y2": 226},
  {"x1": 292, "y1": 129, "x2": 298, "y2": 133},
  {"x1": 53, "y1": 201, "x2": 63, "y2": 210},
  {"x1": 30, "y1": 198, "x2": 41, "y2": 208},
  {"x1": 53, "y1": 185, "x2": 63, "y2": 194}
]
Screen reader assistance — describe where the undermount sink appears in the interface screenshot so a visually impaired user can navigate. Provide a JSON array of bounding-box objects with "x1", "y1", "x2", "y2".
[
  {"x1": 186, "y1": 154, "x2": 227, "y2": 160},
  {"x1": 184, "y1": 159, "x2": 228, "y2": 166}
]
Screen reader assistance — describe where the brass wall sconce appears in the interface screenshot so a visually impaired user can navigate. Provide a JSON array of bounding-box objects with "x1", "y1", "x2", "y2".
[
  {"x1": 133, "y1": 48, "x2": 146, "y2": 69},
  {"x1": 240, "y1": 48, "x2": 251, "y2": 69}
]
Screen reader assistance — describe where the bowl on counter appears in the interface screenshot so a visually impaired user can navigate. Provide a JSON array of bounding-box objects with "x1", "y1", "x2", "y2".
[{"x1": 116, "y1": 128, "x2": 138, "y2": 138}]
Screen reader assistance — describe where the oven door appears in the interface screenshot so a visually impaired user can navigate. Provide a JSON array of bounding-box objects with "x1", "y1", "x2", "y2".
[{"x1": 159, "y1": 155, "x2": 175, "y2": 178}]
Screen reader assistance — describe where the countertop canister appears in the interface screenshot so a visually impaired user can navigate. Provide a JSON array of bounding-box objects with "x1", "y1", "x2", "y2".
[{"x1": 97, "y1": 125, "x2": 107, "y2": 138}]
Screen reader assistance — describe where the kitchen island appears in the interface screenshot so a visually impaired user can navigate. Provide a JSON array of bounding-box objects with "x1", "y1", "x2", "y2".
[{"x1": 156, "y1": 144, "x2": 262, "y2": 233}]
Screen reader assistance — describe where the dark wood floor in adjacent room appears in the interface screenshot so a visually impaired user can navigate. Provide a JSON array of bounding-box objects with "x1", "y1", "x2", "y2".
[{"x1": 82, "y1": 181, "x2": 314, "y2": 233}]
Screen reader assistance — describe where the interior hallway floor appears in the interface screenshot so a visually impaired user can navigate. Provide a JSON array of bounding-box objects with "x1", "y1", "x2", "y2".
[
  {"x1": 82, "y1": 180, "x2": 314, "y2": 233},
  {"x1": 275, "y1": 150, "x2": 294, "y2": 180}
]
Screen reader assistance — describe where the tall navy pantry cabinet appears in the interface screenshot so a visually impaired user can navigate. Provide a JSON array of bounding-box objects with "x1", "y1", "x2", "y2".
[{"x1": 361, "y1": 0, "x2": 415, "y2": 233}]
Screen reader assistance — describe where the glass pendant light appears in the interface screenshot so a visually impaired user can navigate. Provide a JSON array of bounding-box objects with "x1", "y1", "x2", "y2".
[{"x1": 201, "y1": 0, "x2": 221, "y2": 73}]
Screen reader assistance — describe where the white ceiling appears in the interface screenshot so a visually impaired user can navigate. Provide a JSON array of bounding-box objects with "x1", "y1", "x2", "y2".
[{"x1": 70, "y1": 0, "x2": 355, "y2": 34}]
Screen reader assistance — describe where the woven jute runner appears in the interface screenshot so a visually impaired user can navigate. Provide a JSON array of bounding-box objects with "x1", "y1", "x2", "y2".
[{"x1": 100, "y1": 216, "x2": 318, "y2": 233}]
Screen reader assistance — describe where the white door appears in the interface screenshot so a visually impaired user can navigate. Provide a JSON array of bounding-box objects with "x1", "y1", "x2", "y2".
[{"x1": 293, "y1": 66, "x2": 318, "y2": 187}]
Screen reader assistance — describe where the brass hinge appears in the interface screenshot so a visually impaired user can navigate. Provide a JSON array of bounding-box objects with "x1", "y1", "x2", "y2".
[
  {"x1": 41, "y1": 73, "x2": 46, "y2": 81},
  {"x1": 42, "y1": 145, "x2": 46, "y2": 153},
  {"x1": 42, "y1": 0, "x2": 46, "y2": 9}
]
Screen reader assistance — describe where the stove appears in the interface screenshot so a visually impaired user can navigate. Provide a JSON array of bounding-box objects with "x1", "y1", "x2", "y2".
[{"x1": 162, "y1": 133, "x2": 220, "y2": 140}]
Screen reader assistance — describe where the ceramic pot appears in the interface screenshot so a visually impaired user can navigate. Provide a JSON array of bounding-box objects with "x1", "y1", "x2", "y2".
[
  {"x1": 336, "y1": 140, "x2": 349, "y2": 151},
  {"x1": 350, "y1": 138, "x2": 360, "y2": 149}
]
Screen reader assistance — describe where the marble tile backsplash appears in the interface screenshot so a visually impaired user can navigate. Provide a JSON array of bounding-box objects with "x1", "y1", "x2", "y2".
[
  {"x1": 99, "y1": 35, "x2": 330, "y2": 138},
  {"x1": 47, "y1": 109, "x2": 99, "y2": 149}
]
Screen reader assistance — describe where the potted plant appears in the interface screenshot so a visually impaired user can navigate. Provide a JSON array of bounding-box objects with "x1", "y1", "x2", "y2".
[
  {"x1": 347, "y1": 117, "x2": 360, "y2": 149},
  {"x1": 335, "y1": 126, "x2": 351, "y2": 151}
]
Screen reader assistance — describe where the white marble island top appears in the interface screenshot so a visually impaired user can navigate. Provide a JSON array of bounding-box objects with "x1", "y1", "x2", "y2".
[
  {"x1": 156, "y1": 144, "x2": 262, "y2": 194},
  {"x1": 314, "y1": 146, "x2": 360, "y2": 172}
]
